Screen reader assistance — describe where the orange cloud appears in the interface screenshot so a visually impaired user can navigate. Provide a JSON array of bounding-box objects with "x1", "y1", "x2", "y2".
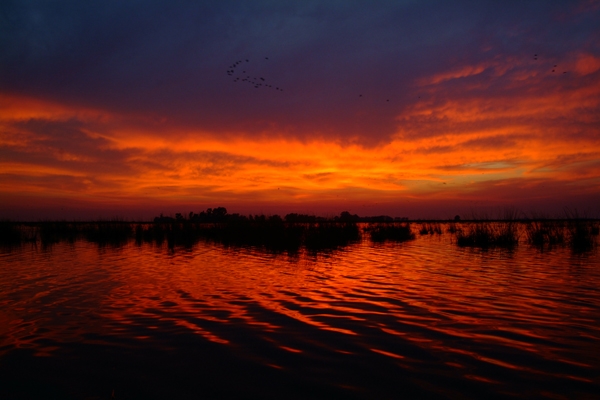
[
  {"x1": 574, "y1": 54, "x2": 600, "y2": 76},
  {"x1": 2, "y1": 47, "x2": 600, "y2": 219},
  {"x1": 0, "y1": 93, "x2": 112, "y2": 123},
  {"x1": 425, "y1": 63, "x2": 491, "y2": 85}
]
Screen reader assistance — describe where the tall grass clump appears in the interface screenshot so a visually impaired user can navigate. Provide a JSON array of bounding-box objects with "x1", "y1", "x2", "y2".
[
  {"x1": 446, "y1": 222, "x2": 459, "y2": 234},
  {"x1": 456, "y1": 221, "x2": 518, "y2": 249},
  {"x1": 419, "y1": 223, "x2": 442, "y2": 235},
  {"x1": 39, "y1": 221, "x2": 80, "y2": 245},
  {"x1": 82, "y1": 220, "x2": 133, "y2": 246},
  {"x1": 525, "y1": 219, "x2": 565, "y2": 248},
  {"x1": 456, "y1": 209, "x2": 519, "y2": 249},
  {"x1": 563, "y1": 209, "x2": 598, "y2": 252},
  {"x1": 201, "y1": 220, "x2": 360, "y2": 252},
  {"x1": 369, "y1": 223, "x2": 415, "y2": 243},
  {"x1": 139, "y1": 222, "x2": 169, "y2": 245},
  {"x1": 304, "y1": 222, "x2": 360, "y2": 251},
  {"x1": 567, "y1": 222, "x2": 594, "y2": 252},
  {"x1": 0, "y1": 220, "x2": 22, "y2": 246},
  {"x1": 138, "y1": 219, "x2": 361, "y2": 253},
  {"x1": 138, "y1": 220, "x2": 211, "y2": 249},
  {"x1": 206, "y1": 218, "x2": 304, "y2": 252}
]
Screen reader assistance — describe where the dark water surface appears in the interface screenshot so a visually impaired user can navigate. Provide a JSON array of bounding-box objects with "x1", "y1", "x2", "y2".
[{"x1": 1, "y1": 226, "x2": 599, "y2": 399}]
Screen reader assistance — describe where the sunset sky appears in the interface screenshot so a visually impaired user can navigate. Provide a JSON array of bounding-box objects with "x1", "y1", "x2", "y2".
[{"x1": 2, "y1": 1, "x2": 600, "y2": 220}]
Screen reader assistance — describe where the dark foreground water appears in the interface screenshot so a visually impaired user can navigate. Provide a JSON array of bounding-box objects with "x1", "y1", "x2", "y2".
[{"x1": 1, "y1": 226, "x2": 599, "y2": 399}]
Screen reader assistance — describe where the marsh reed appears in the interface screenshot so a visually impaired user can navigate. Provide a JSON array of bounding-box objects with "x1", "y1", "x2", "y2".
[
  {"x1": 455, "y1": 216, "x2": 519, "y2": 249},
  {"x1": 2, "y1": 210, "x2": 597, "y2": 253},
  {"x1": 369, "y1": 223, "x2": 415, "y2": 243}
]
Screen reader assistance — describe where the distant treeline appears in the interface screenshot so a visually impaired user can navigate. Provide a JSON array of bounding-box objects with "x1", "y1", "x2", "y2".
[{"x1": 155, "y1": 208, "x2": 409, "y2": 223}]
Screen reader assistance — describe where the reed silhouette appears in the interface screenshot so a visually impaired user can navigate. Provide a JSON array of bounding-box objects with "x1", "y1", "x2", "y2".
[
  {"x1": 447, "y1": 222, "x2": 459, "y2": 234},
  {"x1": 83, "y1": 220, "x2": 133, "y2": 246},
  {"x1": 455, "y1": 221, "x2": 519, "y2": 249},
  {"x1": 419, "y1": 223, "x2": 442, "y2": 235},
  {"x1": 564, "y1": 211, "x2": 598, "y2": 252},
  {"x1": 199, "y1": 218, "x2": 305, "y2": 252},
  {"x1": 142, "y1": 219, "x2": 360, "y2": 253},
  {"x1": 137, "y1": 210, "x2": 362, "y2": 252},
  {"x1": 0, "y1": 220, "x2": 23, "y2": 247},
  {"x1": 37, "y1": 221, "x2": 78, "y2": 246},
  {"x1": 369, "y1": 222, "x2": 415, "y2": 243},
  {"x1": 2, "y1": 208, "x2": 597, "y2": 253},
  {"x1": 524, "y1": 210, "x2": 599, "y2": 252},
  {"x1": 525, "y1": 219, "x2": 565, "y2": 248},
  {"x1": 304, "y1": 222, "x2": 360, "y2": 251}
]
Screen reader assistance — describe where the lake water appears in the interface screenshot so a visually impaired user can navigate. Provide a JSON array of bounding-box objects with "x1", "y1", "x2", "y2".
[{"x1": 1, "y1": 225, "x2": 599, "y2": 399}]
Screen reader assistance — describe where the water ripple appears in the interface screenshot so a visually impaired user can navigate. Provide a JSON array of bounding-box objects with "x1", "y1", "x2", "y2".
[{"x1": 1, "y1": 229, "x2": 599, "y2": 398}]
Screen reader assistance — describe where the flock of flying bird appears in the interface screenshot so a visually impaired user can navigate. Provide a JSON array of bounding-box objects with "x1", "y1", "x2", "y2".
[
  {"x1": 534, "y1": 54, "x2": 567, "y2": 74},
  {"x1": 225, "y1": 56, "x2": 395, "y2": 101},
  {"x1": 225, "y1": 54, "x2": 569, "y2": 100},
  {"x1": 225, "y1": 57, "x2": 284, "y2": 92}
]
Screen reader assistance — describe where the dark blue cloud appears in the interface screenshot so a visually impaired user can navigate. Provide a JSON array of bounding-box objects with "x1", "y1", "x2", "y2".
[{"x1": 2, "y1": 0, "x2": 599, "y2": 144}]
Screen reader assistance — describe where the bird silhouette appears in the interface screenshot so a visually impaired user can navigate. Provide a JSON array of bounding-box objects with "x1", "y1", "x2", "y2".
[{"x1": 226, "y1": 56, "x2": 284, "y2": 92}]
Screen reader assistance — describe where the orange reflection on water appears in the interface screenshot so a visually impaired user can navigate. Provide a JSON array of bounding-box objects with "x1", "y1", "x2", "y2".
[
  {"x1": 173, "y1": 319, "x2": 229, "y2": 345},
  {"x1": 370, "y1": 348, "x2": 405, "y2": 360},
  {"x1": 1, "y1": 227, "x2": 600, "y2": 397}
]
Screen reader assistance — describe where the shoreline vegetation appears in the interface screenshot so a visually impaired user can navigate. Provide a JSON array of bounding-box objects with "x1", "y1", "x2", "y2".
[{"x1": 1, "y1": 208, "x2": 598, "y2": 252}]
